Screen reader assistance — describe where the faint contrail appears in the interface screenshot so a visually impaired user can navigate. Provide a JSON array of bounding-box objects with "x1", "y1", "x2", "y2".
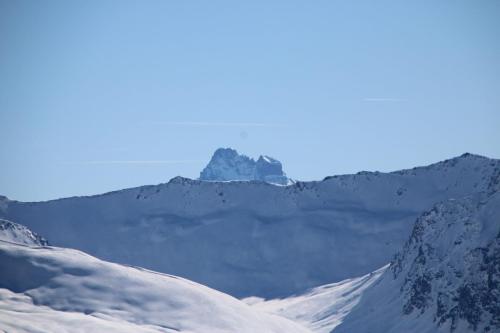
[
  {"x1": 74, "y1": 160, "x2": 202, "y2": 165},
  {"x1": 363, "y1": 98, "x2": 406, "y2": 102},
  {"x1": 153, "y1": 121, "x2": 287, "y2": 127}
]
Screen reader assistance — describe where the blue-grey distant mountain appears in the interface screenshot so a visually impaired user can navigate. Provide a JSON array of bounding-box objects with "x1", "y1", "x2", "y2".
[{"x1": 199, "y1": 148, "x2": 291, "y2": 185}]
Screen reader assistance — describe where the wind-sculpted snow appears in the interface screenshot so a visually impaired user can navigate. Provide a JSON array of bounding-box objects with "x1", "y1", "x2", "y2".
[
  {"x1": 0, "y1": 240, "x2": 310, "y2": 333},
  {"x1": 245, "y1": 265, "x2": 388, "y2": 333},
  {"x1": 1, "y1": 153, "x2": 498, "y2": 298},
  {"x1": 334, "y1": 185, "x2": 500, "y2": 332}
]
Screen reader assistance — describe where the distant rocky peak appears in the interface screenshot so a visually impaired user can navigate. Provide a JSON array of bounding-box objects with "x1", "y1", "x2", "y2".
[
  {"x1": 200, "y1": 148, "x2": 290, "y2": 185},
  {"x1": 212, "y1": 147, "x2": 242, "y2": 159}
]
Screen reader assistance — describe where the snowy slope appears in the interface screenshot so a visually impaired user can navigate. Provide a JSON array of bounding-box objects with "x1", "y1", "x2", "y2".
[
  {"x1": 1, "y1": 153, "x2": 498, "y2": 298},
  {"x1": 0, "y1": 219, "x2": 48, "y2": 246},
  {"x1": 0, "y1": 240, "x2": 310, "y2": 333},
  {"x1": 199, "y1": 147, "x2": 290, "y2": 184},
  {"x1": 245, "y1": 265, "x2": 387, "y2": 333},
  {"x1": 333, "y1": 181, "x2": 500, "y2": 332}
]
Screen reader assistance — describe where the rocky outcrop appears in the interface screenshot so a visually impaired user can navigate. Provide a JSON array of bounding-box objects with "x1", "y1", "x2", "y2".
[
  {"x1": 335, "y1": 183, "x2": 500, "y2": 333},
  {"x1": 0, "y1": 219, "x2": 49, "y2": 246},
  {"x1": 392, "y1": 191, "x2": 500, "y2": 332},
  {"x1": 199, "y1": 148, "x2": 290, "y2": 185}
]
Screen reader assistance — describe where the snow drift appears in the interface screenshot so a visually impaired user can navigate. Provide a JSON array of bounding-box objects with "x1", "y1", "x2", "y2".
[
  {"x1": 0, "y1": 240, "x2": 310, "y2": 333},
  {"x1": 245, "y1": 265, "x2": 388, "y2": 333}
]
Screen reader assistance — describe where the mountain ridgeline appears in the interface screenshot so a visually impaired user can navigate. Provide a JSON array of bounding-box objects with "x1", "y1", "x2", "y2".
[{"x1": 1, "y1": 153, "x2": 499, "y2": 299}]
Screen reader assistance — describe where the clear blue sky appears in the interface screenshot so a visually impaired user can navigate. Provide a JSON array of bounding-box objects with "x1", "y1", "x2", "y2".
[{"x1": 1, "y1": 0, "x2": 499, "y2": 201}]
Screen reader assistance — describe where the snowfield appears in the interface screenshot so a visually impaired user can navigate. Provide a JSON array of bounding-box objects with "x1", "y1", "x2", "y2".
[{"x1": 0, "y1": 240, "x2": 310, "y2": 333}]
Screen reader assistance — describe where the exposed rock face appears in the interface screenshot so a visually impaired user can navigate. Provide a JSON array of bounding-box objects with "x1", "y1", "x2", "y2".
[
  {"x1": 199, "y1": 148, "x2": 290, "y2": 185},
  {"x1": 0, "y1": 219, "x2": 49, "y2": 246},
  {"x1": 335, "y1": 165, "x2": 500, "y2": 333},
  {"x1": 392, "y1": 190, "x2": 500, "y2": 332}
]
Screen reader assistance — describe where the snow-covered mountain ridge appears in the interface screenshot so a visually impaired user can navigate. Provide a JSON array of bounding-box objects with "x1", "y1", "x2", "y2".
[
  {"x1": 333, "y1": 177, "x2": 500, "y2": 332},
  {"x1": 245, "y1": 165, "x2": 500, "y2": 332},
  {"x1": 0, "y1": 153, "x2": 498, "y2": 298}
]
